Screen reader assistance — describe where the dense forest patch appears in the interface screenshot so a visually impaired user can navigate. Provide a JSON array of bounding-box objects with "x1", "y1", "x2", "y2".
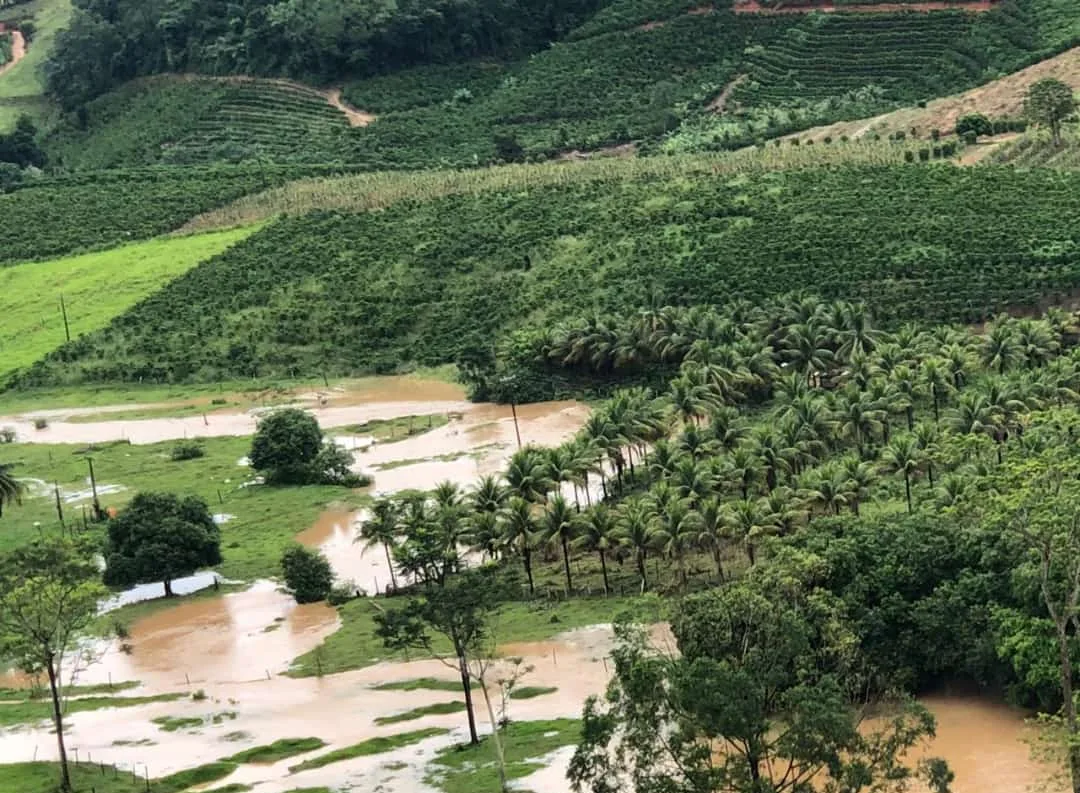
[{"x1": 14, "y1": 165, "x2": 1080, "y2": 388}]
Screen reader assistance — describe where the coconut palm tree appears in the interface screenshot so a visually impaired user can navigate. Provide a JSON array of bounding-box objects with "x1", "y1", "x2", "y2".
[
  {"x1": 783, "y1": 321, "x2": 835, "y2": 386},
  {"x1": 880, "y1": 434, "x2": 924, "y2": 513},
  {"x1": 470, "y1": 475, "x2": 508, "y2": 515},
  {"x1": 677, "y1": 422, "x2": 717, "y2": 461},
  {"x1": 834, "y1": 388, "x2": 885, "y2": 457},
  {"x1": 668, "y1": 367, "x2": 716, "y2": 425},
  {"x1": 466, "y1": 511, "x2": 501, "y2": 562},
  {"x1": 943, "y1": 343, "x2": 972, "y2": 389},
  {"x1": 722, "y1": 446, "x2": 762, "y2": 501},
  {"x1": 542, "y1": 494, "x2": 577, "y2": 593},
  {"x1": 838, "y1": 454, "x2": 876, "y2": 517},
  {"x1": 913, "y1": 420, "x2": 940, "y2": 487},
  {"x1": 981, "y1": 321, "x2": 1020, "y2": 375},
  {"x1": 762, "y1": 486, "x2": 804, "y2": 536},
  {"x1": 797, "y1": 463, "x2": 849, "y2": 517},
  {"x1": 1015, "y1": 318, "x2": 1059, "y2": 369},
  {"x1": 889, "y1": 364, "x2": 922, "y2": 431},
  {"x1": 546, "y1": 444, "x2": 583, "y2": 509},
  {"x1": 574, "y1": 504, "x2": 619, "y2": 594},
  {"x1": 697, "y1": 497, "x2": 729, "y2": 580},
  {"x1": 0, "y1": 464, "x2": 23, "y2": 519},
  {"x1": 919, "y1": 357, "x2": 952, "y2": 423},
  {"x1": 358, "y1": 498, "x2": 401, "y2": 591},
  {"x1": 652, "y1": 493, "x2": 703, "y2": 590},
  {"x1": 617, "y1": 497, "x2": 661, "y2": 591},
  {"x1": 834, "y1": 301, "x2": 883, "y2": 361},
  {"x1": 722, "y1": 497, "x2": 773, "y2": 566},
  {"x1": 670, "y1": 455, "x2": 713, "y2": 506},
  {"x1": 705, "y1": 405, "x2": 748, "y2": 453},
  {"x1": 747, "y1": 425, "x2": 795, "y2": 492},
  {"x1": 500, "y1": 497, "x2": 538, "y2": 595},
  {"x1": 505, "y1": 446, "x2": 552, "y2": 503}
]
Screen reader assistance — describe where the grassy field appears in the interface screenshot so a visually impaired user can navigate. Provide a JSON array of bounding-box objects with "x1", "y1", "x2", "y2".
[
  {"x1": 426, "y1": 719, "x2": 580, "y2": 793},
  {"x1": 0, "y1": 763, "x2": 145, "y2": 793},
  {"x1": 0, "y1": 692, "x2": 184, "y2": 728},
  {"x1": 287, "y1": 728, "x2": 449, "y2": 772},
  {"x1": 0, "y1": 0, "x2": 71, "y2": 130},
  {"x1": 221, "y1": 737, "x2": 326, "y2": 764},
  {"x1": 0, "y1": 227, "x2": 255, "y2": 380},
  {"x1": 0, "y1": 435, "x2": 368, "y2": 580},
  {"x1": 288, "y1": 595, "x2": 656, "y2": 676}
]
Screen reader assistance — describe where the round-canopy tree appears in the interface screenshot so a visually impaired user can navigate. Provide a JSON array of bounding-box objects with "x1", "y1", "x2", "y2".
[
  {"x1": 104, "y1": 492, "x2": 222, "y2": 597},
  {"x1": 1025, "y1": 78, "x2": 1077, "y2": 145},
  {"x1": 250, "y1": 408, "x2": 324, "y2": 484}
]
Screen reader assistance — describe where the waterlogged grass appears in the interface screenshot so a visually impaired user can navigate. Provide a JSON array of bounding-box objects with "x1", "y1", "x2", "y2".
[
  {"x1": 0, "y1": 692, "x2": 184, "y2": 728},
  {"x1": 288, "y1": 595, "x2": 652, "y2": 676},
  {"x1": 341, "y1": 412, "x2": 450, "y2": 442},
  {"x1": 374, "y1": 701, "x2": 466, "y2": 725},
  {"x1": 426, "y1": 719, "x2": 580, "y2": 793},
  {"x1": 156, "y1": 762, "x2": 237, "y2": 793},
  {"x1": 222, "y1": 737, "x2": 326, "y2": 764},
  {"x1": 152, "y1": 715, "x2": 205, "y2": 732},
  {"x1": 509, "y1": 686, "x2": 558, "y2": 700},
  {"x1": 0, "y1": 228, "x2": 256, "y2": 380},
  {"x1": 203, "y1": 786, "x2": 253, "y2": 793},
  {"x1": 0, "y1": 762, "x2": 145, "y2": 793},
  {"x1": 373, "y1": 678, "x2": 463, "y2": 693},
  {"x1": 288, "y1": 728, "x2": 449, "y2": 772},
  {"x1": 0, "y1": 680, "x2": 139, "y2": 699},
  {"x1": 0, "y1": 435, "x2": 367, "y2": 580}
]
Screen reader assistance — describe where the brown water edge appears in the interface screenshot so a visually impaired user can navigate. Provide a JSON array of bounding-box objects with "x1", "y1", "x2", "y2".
[
  {"x1": 76, "y1": 581, "x2": 339, "y2": 690},
  {"x1": 0, "y1": 620, "x2": 1063, "y2": 793}
]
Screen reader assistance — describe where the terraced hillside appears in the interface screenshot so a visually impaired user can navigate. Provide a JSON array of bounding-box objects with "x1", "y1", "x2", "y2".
[
  {"x1": 46, "y1": 78, "x2": 357, "y2": 169},
  {"x1": 0, "y1": 165, "x2": 357, "y2": 265},
  {"x1": 14, "y1": 164, "x2": 1080, "y2": 387}
]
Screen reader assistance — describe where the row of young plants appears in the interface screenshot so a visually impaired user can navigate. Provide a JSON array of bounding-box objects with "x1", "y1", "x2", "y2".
[
  {"x1": 45, "y1": 78, "x2": 355, "y2": 170},
  {"x1": 0, "y1": 164, "x2": 363, "y2": 265},
  {"x1": 352, "y1": 295, "x2": 1080, "y2": 791},
  {"x1": 12, "y1": 164, "x2": 1080, "y2": 388}
]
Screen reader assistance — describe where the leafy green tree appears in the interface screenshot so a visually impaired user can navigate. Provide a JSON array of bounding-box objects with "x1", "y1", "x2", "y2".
[
  {"x1": 0, "y1": 538, "x2": 106, "y2": 792},
  {"x1": 569, "y1": 569, "x2": 946, "y2": 793},
  {"x1": 250, "y1": 408, "x2": 324, "y2": 484},
  {"x1": 0, "y1": 462, "x2": 23, "y2": 518},
  {"x1": 376, "y1": 566, "x2": 509, "y2": 749},
  {"x1": 103, "y1": 492, "x2": 221, "y2": 597},
  {"x1": 281, "y1": 544, "x2": 334, "y2": 603},
  {"x1": 955, "y1": 113, "x2": 993, "y2": 139},
  {"x1": 1025, "y1": 78, "x2": 1076, "y2": 145}
]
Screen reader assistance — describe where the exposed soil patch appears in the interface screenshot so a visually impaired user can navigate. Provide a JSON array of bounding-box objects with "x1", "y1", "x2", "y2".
[
  {"x1": 0, "y1": 30, "x2": 26, "y2": 79},
  {"x1": 734, "y1": 0, "x2": 995, "y2": 12},
  {"x1": 955, "y1": 132, "x2": 1020, "y2": 165},
  {"x1": 708, "y1": 74, "x2": 748, "y2": 112},
  {"x1": 326, "y1": 88, "x2": 375, "y2": 127},
  {"x1": 785, "y1": 47, "x2": 1080, "y2": 142},
  {"x1": 557, "y1": 142, "x2": 638, "y2": 161}
]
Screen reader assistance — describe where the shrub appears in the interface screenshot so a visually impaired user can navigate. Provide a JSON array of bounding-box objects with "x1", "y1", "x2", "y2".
[
  {"x1": 956, "y1": 113, "x2": 992, "y2": 139},
  {"x1": 0, "y1": 427, "x2": 14, "y2": 443},
  {"x1": 904, "y1": 150, "x2": 915, "y2": 163},
  {"x1": 961, "y1": 130, "x2": 977, "y2": 145},
  {"x1": 251, "y1": 409, "x2": 323, "y2": 484},
  {"x1": 930, "y1": 129, "x2": 941, "y2": 141},
  {"x1": 171, "y1": 440, "x2": 206, "y2": 461},
  {"x1": 328, "y1": 582, "x2": 359, "y2": 605},
  {"x1": 33, "y1": 418, "x2": 47, "y2": 430},
  {"x1": 918, "y1": 148, "x2": 930, "y2": 162},
  {"x1": 281, "y1": 545, "x2": 334, "y2": 604}
]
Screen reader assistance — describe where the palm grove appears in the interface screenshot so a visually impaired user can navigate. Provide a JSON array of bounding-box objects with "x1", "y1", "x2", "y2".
[{"x1": 362, "y1": 294, "x2": 1080, "y2": 793}]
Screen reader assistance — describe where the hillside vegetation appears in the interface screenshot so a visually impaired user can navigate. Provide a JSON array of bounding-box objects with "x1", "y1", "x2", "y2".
[
  {"x1": 14, "y1": 164, "x2": 1080, "y2": 388},
  {"x1": 0, "y1": 165, "x2": 354, "y2": 264},
  {"x1": 45, "y1": 77, "x2": 357, "y2": 169},
  {"x1": 41, "y1": 0, "x2": 1080, "y2": 169},
  {"x1": 0, "y1": 228, "x2": 255, "y2": 380},
  {"x1": 0, "y1": 0, "x2": 70, "y2": 130}
]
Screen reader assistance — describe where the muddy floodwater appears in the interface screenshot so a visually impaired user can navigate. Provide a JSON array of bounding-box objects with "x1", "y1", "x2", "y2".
[{"x1": 0, "y1": 378, "x2": 1063, "y2": 791}]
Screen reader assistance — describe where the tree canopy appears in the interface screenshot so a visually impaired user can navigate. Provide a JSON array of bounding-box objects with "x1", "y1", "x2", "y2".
[
  {"x1": 1025, "y1": 78, "x2": 1076, "y2": 145},
  {"x1": 103, "y1": 492, "x2": 222, "y2": 597}
]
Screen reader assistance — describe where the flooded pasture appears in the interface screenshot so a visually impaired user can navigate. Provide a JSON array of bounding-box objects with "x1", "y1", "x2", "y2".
[{"x1": 0, "y1": 378, "x2": 1064, "y2": 792}]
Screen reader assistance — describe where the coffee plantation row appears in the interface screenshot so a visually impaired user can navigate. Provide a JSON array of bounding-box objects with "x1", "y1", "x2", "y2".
[
  {"x1": 47, "y1": 0, "x2": 1080, "y2": 170},
  {"x1": 0, "y1": 164, "x2": 360, "y2": 264},
  {"x1": 14, "y1": 165, "x2": 1080, "y2": 387}
]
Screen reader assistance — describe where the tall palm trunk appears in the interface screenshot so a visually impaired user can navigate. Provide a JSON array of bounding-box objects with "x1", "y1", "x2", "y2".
[
  {"x1": 713, "y1": 547, "x2": 725, "y2": 581},
  {"x1": 560, "y1": 536, "x2": 573, "y2": 593},
  {"x1": 637, "y1": 550, "x2": 648, "y2": 591},
  {"x1": 598, "y1": 549, "x2": 609, "y2": 595},
  {"x1": 383, "y1": 542, "x2": 398, "y2": 591},
  {"x1": 903, "y1": 472, "x2": 912, "y2": 514},
  {"x1": 522, "y1": 544, "x2": 534, "y2": 595}
]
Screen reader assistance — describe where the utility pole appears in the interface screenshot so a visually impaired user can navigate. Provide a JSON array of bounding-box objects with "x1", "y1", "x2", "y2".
[
  {"x1": 59, "y1": 294, "x2": 71, "y2": 343},
  {"x1": 510, "y1": 402, "x2": 522, "y2": 449},
  {"x1": 53, "y1": 481, "x2": 65, "y2": 532},
  {"x1": 87, "y1": 458, "x2": 103, "y2": 521}
]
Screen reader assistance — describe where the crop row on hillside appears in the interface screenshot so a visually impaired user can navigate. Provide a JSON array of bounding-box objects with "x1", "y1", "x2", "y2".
[
  {"x1": 0, "y1": 228, "x2": 255, "y2": 379},
  {"x1": 0, "y1": 164, "x2": 357, "y2": 264},
  {"x1": 57, "y1": 0, "x2": 1076, "y2": 169},
  {"x1": 46, "y1": 78, "x2": 355, "y2": 170},
  {"x1": 15, "y1": 164, "x2": 1080, "y2": 388}
]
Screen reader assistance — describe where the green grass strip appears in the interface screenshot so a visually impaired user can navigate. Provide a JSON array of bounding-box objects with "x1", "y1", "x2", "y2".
[
  {"x1": 508, "y1": 686, "x2": 558, "y2": 700},
  {"x1": 156, "y1": 762, "x2": 237, "y2": 793},
  {"x1": 222, "y1": 737, "x2": 326, "y2": 764},
  {"x1": 372, "y1": 678, "x2": 463, "y2": 693},
  {"x1": 0, "y1": 693, "x2": 184, "y2": 729},
  {"x1": 289, "y1": 728, "x2": 449, "y2": 772},
  {"x1": 374, "y1": 701, "x2": 465, "y2": 725}
]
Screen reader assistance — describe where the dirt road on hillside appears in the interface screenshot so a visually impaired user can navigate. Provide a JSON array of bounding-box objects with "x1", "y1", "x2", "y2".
[{"x1": 0, "y1": 30, "x2": 26, "y2": 79}]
